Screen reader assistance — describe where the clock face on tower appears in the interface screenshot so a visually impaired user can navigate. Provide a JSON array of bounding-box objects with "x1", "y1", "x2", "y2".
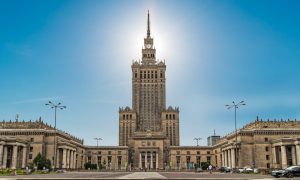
[{"x1": 146, "y1": 44, "x2": 151, "y2": 49}]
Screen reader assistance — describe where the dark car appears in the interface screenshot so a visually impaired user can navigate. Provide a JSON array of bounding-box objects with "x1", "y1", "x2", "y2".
[
  {"x1": 271, "y1": 166, "x2": 300, "y2": 178},
  {"x1": 219, "y1": 166, "x2": 231, "y2": 173}
]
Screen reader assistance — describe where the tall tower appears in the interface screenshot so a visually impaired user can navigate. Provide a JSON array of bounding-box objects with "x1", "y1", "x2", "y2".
[
  {"x1": 119, "y1": 11, "x2": 180, "y2": 149},
  {"x1": 132, "y1": 11, "x2": 166, "y2": 132}
]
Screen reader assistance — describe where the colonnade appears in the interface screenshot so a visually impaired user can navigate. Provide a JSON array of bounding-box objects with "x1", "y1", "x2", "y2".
[
  {"x1": 221, "y1": 147, "x2": 237, "y2": 168},
  {"x1": 0, "y1": 142, "x2": 27, "y2": 169},
  {"x1": 59, "y1": 147, "x2": 77, "y2": 169},
  {"x1": 272, "y1": 144, "x2": 300, "y2": 169},
  {"x1": 139, "y1": 151, "x2": 158, "y2": 169}
]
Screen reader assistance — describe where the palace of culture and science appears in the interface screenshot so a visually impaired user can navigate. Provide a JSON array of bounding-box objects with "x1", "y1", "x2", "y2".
[{"x1": 0, "y1": 11, "x2": 300, "y2": 171}]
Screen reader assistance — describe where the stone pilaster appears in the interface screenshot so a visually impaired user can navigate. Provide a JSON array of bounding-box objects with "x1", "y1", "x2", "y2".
[
  {"x1": 139, "y1": 153, "x2": 142, "y2": 169},
  {"x1": 296, "y1": 145, "x2": 300, "y2": 165},
  {"x1": 281, "y1": 145, "x2": 287, "y2": 169},
  {"x1": 156, "y1": 152, "x2": 158, "y2": 169},
  {"x1": 62, "y1": 149, "x2": 67, "y2": 169},
  {"x1": 291, "y1": 145, "x2": 296, "y2": 165},
  {"x1": 22, "y1": 146, "x2": 27, "y2": 168},
  {"x1": 150, "y1": 152, "x2": 153, "y2": 169},
  {"x1": 224, "y1": 150, "x2": 228, "y2": 167},
  {"x1": 0, "y1": 144, "x2": 3, "y2": 167},
  {"x1": 231, "y1": 148, "x2": 236, "y2": 168},
  {"x1": 145, "y1": 152, "x2": 147, "y2": 169},
  {"x1": 2, "y1": 146, "x2": 7, "y2": 168},
  {"x1": 11, "y1": 145, "x2": 18, "y2": 169}
]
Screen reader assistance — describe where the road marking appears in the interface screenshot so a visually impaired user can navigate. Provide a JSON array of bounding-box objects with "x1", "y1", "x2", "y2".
[{"x1": 119, "y1": 172, "x2": 167, "y2": 179}]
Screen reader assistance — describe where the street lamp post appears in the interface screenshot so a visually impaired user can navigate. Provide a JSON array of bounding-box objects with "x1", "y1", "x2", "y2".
[
  {"x1": 45, "y1": 101, "x2": 66, "y2": 170},
  {"x1": 94, "y1": 138, "x2": 103, "y2": 147},
  {"x1": 193, "y1": 137, "x2": 202, "y2": 146},
  {"x1": 225, "y1": 100, "x2": 246, "y2": 169}
]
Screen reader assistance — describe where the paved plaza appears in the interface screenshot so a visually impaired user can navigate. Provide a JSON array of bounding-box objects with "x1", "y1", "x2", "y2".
[{"x1": 0, "y1": 171, "x2": 291, "y2": 179}]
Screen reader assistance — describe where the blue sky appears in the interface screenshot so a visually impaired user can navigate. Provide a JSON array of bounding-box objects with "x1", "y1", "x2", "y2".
[{"x1": 0, "y1": 0, "x2": 299, "y2": 146}]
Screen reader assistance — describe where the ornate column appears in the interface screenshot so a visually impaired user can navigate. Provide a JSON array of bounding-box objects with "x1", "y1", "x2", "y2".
[
  {"x1": 296, "y1": 145, "x2": 300, "y2": 165},
  {"x1": 72, "y1": 151, "x2": 75, "y2": 169},
  {"x1": 62, "y1": 148, "x2": 67, "y2": 169},
  {"x1": 74, "y1": 151, "x2": 77, "y2": 169},
  {"x1": 145, "y1": 152, "x2": 148, "y2": 169},
  {"x1": 2, "y1": 146, "x2": 7, "y2": 168},
  {"x1": 69, "y1": 151, "x2": 72, "y2": 169},
  {"x1": 281, "y1": 145, "x2": 287, "y2": 169},
  {"x1": 224, "y1": 150, "x2": 228, "y2": 167},
  {"x1": 291, "y1": 146, "x2": 296, "y2": 165},
  {"x1": 156, "y1": 152, "x2": 158, "y2": 169},
  {"x1": 272, "y1": 146, "x2": 277, "y2": 168},
  {"x1": 68, "y1": 149, "x2": 71, "y2": 168},
  {"x1": 0, "y1": 144, "x2": 4, "y2": 167},
  {"x1": 228, "y1": 149, "x2": 232, "y2": 168},
  {"x1": 22, "y1": 146, "x2": 27, "y2": 168},
  {"x1": 150, "y1": 152, "x2": 153, "y2": 169},
  {"x1": 56, "y1": 149, "x2": 60, "y2": 168},
  {"x1": 222, "y1": 151, "x2": 225, "y2": 166},
  {"x1": 231, "y1": 148, "x2": 236, "y2": 168},
  {"x1": 139, "y1": 153, "x2": 142, "y2": 169},
  {"x1": 11, "y1": 145, "x2": 18, "y2": 169}
]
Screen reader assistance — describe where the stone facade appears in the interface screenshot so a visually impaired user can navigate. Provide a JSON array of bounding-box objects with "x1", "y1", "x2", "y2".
[
  {"x1": 0, "y1": 118, "x2": 85, "y2": 169},
  {"x1": 85, "y1": 146, "x2": 128, "y2": 170},
  {"x1": 213, "y1": 117, "x2": 300, "y2": 170}
]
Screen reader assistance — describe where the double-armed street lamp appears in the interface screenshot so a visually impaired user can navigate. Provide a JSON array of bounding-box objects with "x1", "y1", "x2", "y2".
[
  {"x1": 94, "y1": 137, "x2": 103, "y2": 147},
  {"x1": 45, "y1": 101, "x2": 66, "y2": 169},
  {"x1": 225, "y1": 100, "x2": 246, "y2": 168},
  {"x1": 193, "y1": 137, "x2": 202, "y2": 146}
]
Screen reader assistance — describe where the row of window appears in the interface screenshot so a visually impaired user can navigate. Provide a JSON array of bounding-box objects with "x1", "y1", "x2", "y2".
[
  {"x1": 176, "y1": 155, "x2": 211, "y2": 165},
  {"x1": 176, "y1": 151, "x2": 211, "y2": 155},
  {"x1": 122, "y1": 114, "x2": 132, "y2": 120},
  {"x1": 166, "y1": 114, "x2": 176, "y2": 120},
  {"x1": 143, "y1": 53, "x2": 155, "y2": 58},
  {"x1": 134, "y1": 71, "x2": 164, "y2": 79}
]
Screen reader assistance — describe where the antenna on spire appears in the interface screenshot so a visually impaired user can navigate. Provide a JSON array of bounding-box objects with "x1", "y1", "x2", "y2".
[{"x1": 147, "y1": 10, "x2": 150, "y2": 38}]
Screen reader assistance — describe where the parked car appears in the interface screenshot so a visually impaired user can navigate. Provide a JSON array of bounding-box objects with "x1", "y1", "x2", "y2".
[
  {"x1": 219, "y1": 166, "x2": 231, "y2": 173},
  {"x1": 239, "y1": 167, "x2": 254, "y2": 173},
  {"x1": 271, "y1": 166, "x2": 300, "y2": 178}
]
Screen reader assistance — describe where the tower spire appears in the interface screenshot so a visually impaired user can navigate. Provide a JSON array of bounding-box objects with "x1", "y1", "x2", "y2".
[{"x1": 147, "y1": 10, "x2": 150, "y2": 38}]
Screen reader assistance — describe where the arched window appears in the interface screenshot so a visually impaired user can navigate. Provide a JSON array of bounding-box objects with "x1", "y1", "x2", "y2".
[{"x1": 173, "y1": 114, "x2": 175, "y2": 119}]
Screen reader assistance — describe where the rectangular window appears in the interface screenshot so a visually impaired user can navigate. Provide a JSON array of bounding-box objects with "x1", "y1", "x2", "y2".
[
  {"x1": 264, "y1": 137, "x2": 268, "y2": 142},
  {"x1": 108, "y1": 151, "x2": 111, "y2": 155},
  {"x1": 207, "y1": 151, "x2": 210, "y2": 154},
  {"x1": 265, "y1": 147, "x2": 269, "y2": 152},
  {"x1": 187, "y1": 151, "x2": 190, "y2": 155},
  {"x1": 30, "y1": 147, "x2": 33, "y2": 153},
  {"x1": 266, "y1": 155, "x2": 269, "y2": 160},
  {"x1": 197, "y1": 151, "x2": 200, "y2": 155},
  {"x1": 207, "y1": 156, "x2": 211, "y2": 164},
  {"x1": 30, "y1": 138, "x2": 34, "y2": 142},
  {"x1": 176, "y1": 151, "x2": 180, "y2": 155},
  {"x1": 29, "y1": 154, "x2": 32, "y2": 159}
]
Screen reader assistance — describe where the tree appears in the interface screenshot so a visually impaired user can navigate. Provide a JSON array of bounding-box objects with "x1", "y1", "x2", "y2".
[{"x1": 33, "y1": 153, "x2": 52, "y2": 170}]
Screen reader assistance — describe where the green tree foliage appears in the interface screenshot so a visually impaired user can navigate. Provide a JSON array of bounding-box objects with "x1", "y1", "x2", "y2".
[{"x1": 33, "y1": 153, "x2": 52, "y2": 170}]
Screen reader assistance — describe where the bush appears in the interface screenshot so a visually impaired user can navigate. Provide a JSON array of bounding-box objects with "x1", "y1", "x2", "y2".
[
  {"x1": 201, "y1": 162, "x2": 209, "y2": 170},
  {"x1": 15, "y1": 169, "x2": 26, "y2": 175},
  {"x1": 33, "y1": 153, "x2": 52, "y2": 170},
  {"x1": 0, "y1": 169, "x2": 12, "y2": 176}
]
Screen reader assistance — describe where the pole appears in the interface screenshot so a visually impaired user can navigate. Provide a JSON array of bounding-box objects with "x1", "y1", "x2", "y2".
[
  {"x1": 234, "y1": 105, "x2": 237, "y2": 169},
  {"x1": 225, "y1": 100, "x2": 245, "y2": 169},
  {"x1": 54, "y1": 107, "x2": 57, "y2": 170}
]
